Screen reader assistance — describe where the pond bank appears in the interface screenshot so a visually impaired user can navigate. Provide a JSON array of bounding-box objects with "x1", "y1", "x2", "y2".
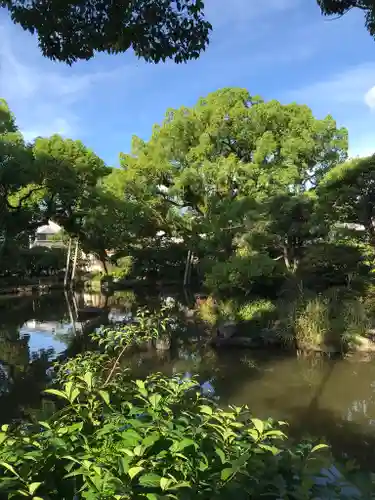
[
  {"x1": 0, "y1": 280, "x2": 65, "y2": 296},
  {"x1": 209, "y1": 320, "x2": 375, "y2": 354}
]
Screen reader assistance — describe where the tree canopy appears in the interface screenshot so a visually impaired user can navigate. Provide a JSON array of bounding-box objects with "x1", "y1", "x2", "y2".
[
  {"x1": 1, "y1": 86, "x2": 374, "y2": 294},
  {"x1": 1, "y1": 0, "x2": 211, "y2": 64},
  {"x1": 317, "y1": 0, "x2": 375, "y2": 38}
]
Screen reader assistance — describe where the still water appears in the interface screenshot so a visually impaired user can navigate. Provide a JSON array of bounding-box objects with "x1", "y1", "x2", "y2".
[{"x1": 1, "y1": 289, "x2": 375, "y2": 467}]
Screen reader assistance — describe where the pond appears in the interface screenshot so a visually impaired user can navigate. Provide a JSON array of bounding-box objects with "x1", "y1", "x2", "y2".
[{"x1": 1, "y1": 289, "x2": 375, "y2": 469}]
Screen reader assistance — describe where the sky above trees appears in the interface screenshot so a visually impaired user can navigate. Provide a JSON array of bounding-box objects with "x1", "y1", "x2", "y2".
[{"x1": 0, "y1": 0, "x2": 374, "y2": 166}]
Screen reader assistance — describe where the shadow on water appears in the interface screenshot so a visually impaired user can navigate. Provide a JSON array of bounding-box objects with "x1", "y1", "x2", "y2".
[{"x1": 1, "y1": 289, "x2": 375, "y2": 469}]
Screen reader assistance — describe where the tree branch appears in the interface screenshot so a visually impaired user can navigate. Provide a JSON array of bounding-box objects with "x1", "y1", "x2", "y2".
[{"x1": 6, "y1": 185, "x2": 45, "y2": 211}]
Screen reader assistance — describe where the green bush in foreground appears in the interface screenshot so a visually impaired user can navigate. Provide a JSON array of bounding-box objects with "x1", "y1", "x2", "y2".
[
  {"x1": 0, "y1": 369, "x2": 355, "y2": 500},
  {"x1": 0, "y1": 309, "x2": 372, "y2": 499}
]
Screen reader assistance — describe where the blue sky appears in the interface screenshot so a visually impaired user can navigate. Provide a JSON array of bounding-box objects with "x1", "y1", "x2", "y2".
[{"x1": 1, "y1": 0, "x2": 375, "y2": 166}]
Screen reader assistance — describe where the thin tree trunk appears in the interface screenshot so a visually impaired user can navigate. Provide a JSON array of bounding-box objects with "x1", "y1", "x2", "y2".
[
  {"x1": 101, "y1": 256, "x2": 109, "y2": 275},
  {"x1": 64, "y1": 238, "x2": 72, "y2": 288},
  {"x1": 70, "y1": 238, "x2": 79, "y2": 288},
  {"x1": 183, "y1": 250, "x2": 192, "y2": 287},
  {"x1": 64, "y1": 290, "x2": 76, "y2": 336}
]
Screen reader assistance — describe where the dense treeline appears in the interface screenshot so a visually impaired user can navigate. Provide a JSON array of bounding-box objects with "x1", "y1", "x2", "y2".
[{"x1": 1, "y1": 88, "x2": 375, "y2": 292}]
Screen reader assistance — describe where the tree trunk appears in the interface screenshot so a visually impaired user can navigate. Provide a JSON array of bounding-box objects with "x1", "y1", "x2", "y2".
[
  {"x1": 70, "y1": 239, "x2": 79, "y2": 288},
  {"x1": 183, "y1": 250, "x2": 192, "y2": 287},
  {"x1": 99, "y1": 253, "x2": 109, "y2": 275},
  {"x1": 64, "y1": 238, "x2": 72, "y2": 288}
]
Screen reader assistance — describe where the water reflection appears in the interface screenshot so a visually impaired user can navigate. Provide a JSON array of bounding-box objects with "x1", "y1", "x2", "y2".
[{"x1": 1, "y1": 289, "x2": 375, "y2": 467}]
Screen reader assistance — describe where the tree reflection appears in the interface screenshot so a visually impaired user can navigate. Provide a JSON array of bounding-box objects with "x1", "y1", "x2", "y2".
[{"x1": 0, "y1": 293, "x2": 69, "y2": 423}]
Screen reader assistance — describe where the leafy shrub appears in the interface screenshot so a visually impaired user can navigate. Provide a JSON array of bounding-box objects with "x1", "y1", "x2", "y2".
[
  {"x1": 204, "y1": 252, "x2": 281, "y2": 294},
  {"x1": 236, "y1": 300, "x2": 276, "y2": 322},
  {"x1": 0, "y1": 307, "x2": 371, "y2": 498},
  {"x1": 196, "y1": 296, "x2": 218, "y2": 326},
  {"x1": 298, "y1": 243, "x2": 370, "y2": 291},
  {"x1": 0, "y1": 368, "x2": 345, "y2": 500},
  {"x1": 109, "y1": 256, "x2": 134, "y2": 280}
]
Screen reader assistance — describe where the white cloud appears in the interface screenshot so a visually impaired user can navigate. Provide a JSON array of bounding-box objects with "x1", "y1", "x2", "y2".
[
  {"x1": 364, "y1": 85, "x2": 375, "y2": 109},
  {"x1": 289, "y1": 62, "x2": 375, "y2": 108}
]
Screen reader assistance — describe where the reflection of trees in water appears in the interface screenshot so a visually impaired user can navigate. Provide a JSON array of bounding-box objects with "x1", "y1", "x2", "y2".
[
  {"x1": 0, "y1": 294, "x2": 68, "y2": 423},
  {"x1": 0, "y1": 347, "x2": 53, "y2": 423}
]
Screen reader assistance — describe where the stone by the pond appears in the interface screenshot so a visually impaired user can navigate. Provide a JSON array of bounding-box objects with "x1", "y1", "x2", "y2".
[{"x1": 216, "y1": 321, "x2": 237, "y2": 339}]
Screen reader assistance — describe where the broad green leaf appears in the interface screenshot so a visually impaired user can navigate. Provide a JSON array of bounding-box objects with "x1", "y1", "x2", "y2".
[
  {"x1": 170, "y1": 438, "x2": 196, "y2": 453},
  {"x1": 133, "y1": 445, "x2": 145, "y2": 456},
  {"x1": 128, "y1": 466, "x2": 144, "y2": 479},
  {"x1": 0, "y1": 461, "x2": 20, "y2": 477},
  {"x1": 65, "y1": 381, "x2": 74, "y2": 399},
  {"x1": 251, "y1": 418, "x2": 264, "y2": 435},
  {"x1": 310, "y1": 444, "x2": 329, "y2": 454},
  {"x1": 221, "y1": 468, "x2": 234, "y2": 481},
  {"x1": 160, "y1": 477, "x2": 172, "y2": 491},
  {"x1": 118, "y1": 456, "x2": 131, "y2": 475},
  {"x1": 15, "y1": 490, "x2": 29, "y2": 497},
  {"x1": 120, "y1": 429, "x2": 141, "y2": 447},
  {"x1": 0, "y1": 432, "x2": 6, "y2": 445},
  {"x1": 142, "y1": 432, "x2": 160, "y2": 448},
  {"x1": 70, "y1": 388, "x2": 80, "y2": 403},
  {"x1": 149, "y1": 394, "x2": 162, "y2": 408},
  {"x1": 44, "y1": 389, "x2": 69, "y2": 401},
  {"x1": 264, "y1": 430, "x2": 287, "y2": 439},
  {"x1": 135, "y1": 380, "x2": 145, "y2": 390},
  {"x1": 258, "y1": 444, "x2": 281, "y2": 455},
  {"x1": 99, "y1": 390, "x2": 110, "y2": 406},
  {"x1": 83, "y1": 371, "x2": 93, "y2": 389},
  {"x1": 38, "y1": 421, "x2": 51, "y2": 430},
  {"x1": 200, "y1": 405, "x2": 213, "y2": 416},
  {"x1": 139, "y1": 473, "x2": 162, "y2": 487},
  {"x1": 215, "y1": 447, "x2": 226, "y2": 464},
  {"x1": 29, "y1": 483, "x2": 42, "y2": 495}
]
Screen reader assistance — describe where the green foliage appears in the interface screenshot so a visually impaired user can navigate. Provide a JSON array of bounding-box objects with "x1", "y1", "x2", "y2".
[
  {"x1": 2, "y1": 0, "x2": 211, "y2": 65},
  {"x1": 298, "y1": 243, "x2": 370, "y2": 291},
  {"x1": 109, "y1": 256, "x2": 134, "y2": 280},
  {"x1": 278, "y1": 290, "x2": 372, "y2": 351},
  {"x1": 319, "y1": 155, "x2": 375, "y2": 245},
  {"x1": 293, "y1": 296, "x2": 331, "y2": 348},
  {"x1": 236, "y1": 299, "x2": 276, "y2": 322},
  {"x1": 0, "y1": 367, "x2": 344, "y2": 500},
  {"x1": 196, "y1": 296, "x2": 219, "y2": 326},
  {"x1": 318, "y1": 0, "x2": 375, "y2": 40},
  {"x1": 204, "y1": 252, "x2": 281, "y2": 293},
  {"x1": 0, "y1": 246, "x2": 66, "y2": 278},
  {"x1": 0, "y1": 304, "x2": 366, "y2": 499}
]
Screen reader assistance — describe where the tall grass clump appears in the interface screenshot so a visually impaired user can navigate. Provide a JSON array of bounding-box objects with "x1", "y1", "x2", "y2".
[
  {"x1": 278, "y1": 288, "x2": 372, "y2": 351},
  {"x1": 294, "y1": 296, "x2": 330, "y2": 349}
]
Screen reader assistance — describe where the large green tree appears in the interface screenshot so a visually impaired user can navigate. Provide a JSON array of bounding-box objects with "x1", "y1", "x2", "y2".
[
  {"x1": 118, "y1": 88, "x2": 347, "y2": 278},
  {"x1": 0, "y1": 100, "x2": 46, "y2": 252},
  {"x1": 32, "y1": 134, "x2": 109, "y2": 236},
  {"x1": 1, "y1": 0, "x2": 211, "y2": 65}
]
